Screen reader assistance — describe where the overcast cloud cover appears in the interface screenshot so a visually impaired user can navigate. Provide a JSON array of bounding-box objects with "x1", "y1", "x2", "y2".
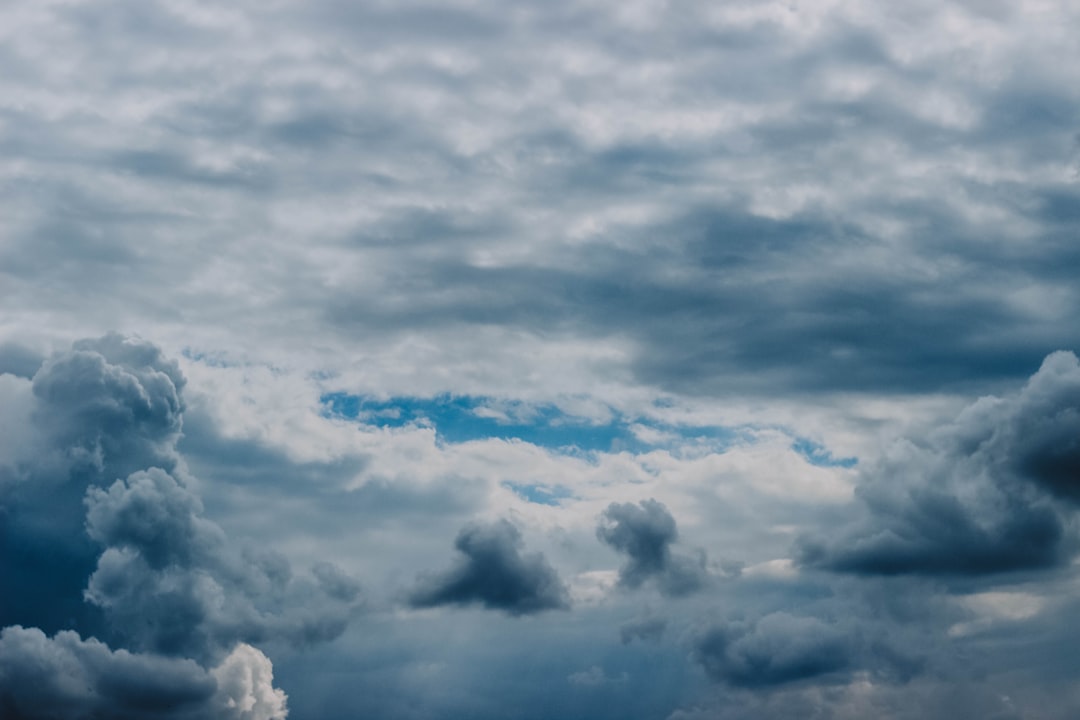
[{"x1": 4, "y1": 0, "x2": 1080, "y2": 717}]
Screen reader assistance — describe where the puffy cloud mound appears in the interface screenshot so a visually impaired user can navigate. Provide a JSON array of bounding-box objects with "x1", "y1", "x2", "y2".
[
  {"x1": 692, "y1": 613, "x2": 852, "y2": 689},
  {"x1": 409, "y1": 519, "x2": 569, "y2": 615},
  {"x1": 211, "y1": 643, "x2": 289, "y2": 720},
  {"x1": 32, "y1": 333, "x2": 186, "y2": 480},
  {"x1": 0, "y1": 625, "x2": 215, "y2": 720},
  {"x1": 86, "y1": 468, "x2": 223, "y2": 571},
  {"x1": 0, "y1": 334, "x2": 359, "y2": 716},
  {"x1": 2, "y1": 334, "x2": 191, "y2": 635},
  {"x1": 597, "y1": 499, "x2": 708, "y2": 596},
  {"x1": 797, "y1": 351, "x2": 1080, "y2": 577},
  {"x1": 83, "y1": 467, "x2": 357, "y2": 659},
  {"x1": 0, "y1": 626, "x2": 288, "y2": 720}
]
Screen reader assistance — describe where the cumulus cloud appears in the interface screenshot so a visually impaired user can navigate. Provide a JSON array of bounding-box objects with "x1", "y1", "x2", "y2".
[
  {"x1": 0, "y1": 625, "x2": 213, "y2": 720},
  {"x1": 692, "y1": 613, "x2": 852, "y2": 689},
  {"x1": 798, "y1": 351, "x2": 1080, "y2": 577},
  {"x1": 597, "y1": 499, "x2": 708, "y2": 596},
  {"x1": 0, "y1": 626, "x2": 287, "y2": 720},
  {"x1": 2, "y1": 334, "x2": 191, "y2": 635},
  {"x1": 32, "y1": 333, "x2": 186, "y2": 480},
  {"x1": 211, "y1": 643, "x2": 289, "y2": 720},
  {"x1": 83, "y1": 466, "x2": 357, "y2": 659},
  {"x1": 409, "y1": 519, "x2": 570, "y2": 615},
  {"x1": 0, "y1": 335, "x2": 357, "y2": 715}
]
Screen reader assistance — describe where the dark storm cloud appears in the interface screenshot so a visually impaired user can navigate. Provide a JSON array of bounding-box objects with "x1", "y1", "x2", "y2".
[
  {"x1": 86, "y1": 468, "x2": 222, "y2": 570},
  {"x1": 82, "y1": 466, "x2": 358, "y2": 660},
  {"x1": 798, "y1": 351, "x2": 1080, "y2": 577},
  {"x1": 409, "y1": 519, "x2": 569, "y2": 615},
  {"x1": 0, "y1": 626, "x2": 214, "y2": 720},
  {"x1": 0, "y1": 626, "x2": 288, "y2": 720},
  {"x1": 597, "y1": 499, "x2": 708, "y2": 596},
  {"x1": 692, "y1": 613, "x2": 852, "y2": 688},
  {"x1": 2, "y1": 334, "x2": 188, "y2": 635},
  {"x1": 32, "y1": 333, "x2": 186, "y2": 479},
  {"x1": 1, "y1": 333, "x2": 357, "y2": 720}
]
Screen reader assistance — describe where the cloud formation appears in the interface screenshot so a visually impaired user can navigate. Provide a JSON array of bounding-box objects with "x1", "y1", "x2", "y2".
[
  {"x1": 597, "y1": 499, "x2": 708, "y2": 596},
  {"x1": 693, "y1": 613, "x2": 852, "y2": 689},
  {"x1": 1, "y1": 335, "x2": 360, "y2": 716},
  {"x1": 6, "y1": 0, "x2": 1080, "y2": 717},
  {"x1": 798, "y1": 351, "x2": 1080, "y2": 577},
  {"x1": 409, "y1": 519, "x2": 570, "y2": 615},
  {"x1": 84, "y1": 466, "x2": 355, "y2": 659},
  {"x1": 0, "y1": 626, "x2": 285, "y2": 720}
]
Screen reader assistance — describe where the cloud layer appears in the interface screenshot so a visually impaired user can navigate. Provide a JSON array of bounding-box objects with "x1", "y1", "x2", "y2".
[{"x1": 5, "y1": 0, "x2": 1080, "y2": 717}]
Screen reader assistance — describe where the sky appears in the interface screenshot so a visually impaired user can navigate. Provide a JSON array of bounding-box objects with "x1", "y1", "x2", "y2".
[{"x1": 3, "y1": 0, "x2": 1080, "y2": 718}]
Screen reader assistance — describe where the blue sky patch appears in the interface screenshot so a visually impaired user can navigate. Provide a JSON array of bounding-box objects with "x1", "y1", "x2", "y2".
[
  {"x1": 321, "y1": 393, "x2": 856, "y2": 469},
  {"x1": 320, "y1": 392, "x2": 646, "y2": 453},
  {"x1": 791, "y1": 438, "x2": 858, "y2": 468},
  {"x1": 503, "y1": 482, "x2": 574, "y2": 506}
]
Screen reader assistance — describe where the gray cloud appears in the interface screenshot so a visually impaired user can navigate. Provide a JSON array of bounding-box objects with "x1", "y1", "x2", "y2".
[
  {"x1": 2, "y1": 334, "x2": 189, "y2": 636},
  {"x1": 32, "y1": 333, "x2": 186, "y2": 480},
  {"x1": 409, "y1": 519, "x2": 569, "y2": 615},
  {"x1": 84, "y1": 465, "x2": 358, "y2": 659},
  {"x1": 692, "y1": 613, "x2": 852, "y2": 689},
  {"x1": 0, "y1": 626, "x2": 286, "y2": 720},
  {"x1": 798, "y1": 351, "x2": 1080, "y2": 577},
  {"x1": 6, "y1": 0, "x2": 1080, "y2": 403},
  {"x1": 0, "y1": 342, "x2": 43, "y2": 379},
  {"x1": 597, "y1": 499, "x2": 708, "y2": 596},
  {"x1": 619, "y1": 616, "x2": 667, "y2": 645},
  {"x1": 1, "y1": 335, "x2": 359, "y2": 714}
]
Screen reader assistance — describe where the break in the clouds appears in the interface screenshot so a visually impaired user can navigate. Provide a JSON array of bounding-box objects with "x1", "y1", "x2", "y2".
[{"x1": 6, "y1": 0, "x2": 1080, "y2": 718}]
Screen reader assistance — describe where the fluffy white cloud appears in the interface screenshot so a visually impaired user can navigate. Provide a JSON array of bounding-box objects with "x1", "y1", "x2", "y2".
[{"x1": 212, "y1": 643, "x2": 289, "y2": 720}]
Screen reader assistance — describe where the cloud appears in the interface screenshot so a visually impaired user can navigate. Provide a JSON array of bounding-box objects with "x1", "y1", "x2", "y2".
[
  {"x1": 409, "y1": 519, "x2": 570, "y2": 615},
  {"x1": 83, "y1": 465, "x2": 357, "y2": 658},
  {"x1": 0, "y1": 341, "x2": 43, "y2": 379},
  {"x1": 798, "y1": 351, "x2": 1080, "y2": 576},
  {"x1": 692, "y1": 613, "x2": 852, "y2": 689},
  {"x1": 8, "y1": 0, "x2": 1080, "y2": 406},
  {"x1": 0, "y1": 626, "x2": 288, "y2": 720},
  {"x1": 86, "y1": 468, "x2": 223, "y2": 571},
  {"x1": 619, "y1": 616, "x2": 667, "y2": 645},
  {"x1": 567, "y1": 664, "x2": 628, "y2": 687},
  {"x1": 211, "y1": 643, "x2": 289, "y2": 720},
  {"x1": 2, "y1": 334, "x2": 191, "y2": 636},
  {"x1": 8, "y1": 0, "x2": 1080, "y2": 717},
  {"x1": 1, "y1": 335, "x2": 356, "y2": 715},
  {"x1": 597, "y1": 499, "x2": 708, "y2": 596},
  {"x1": 0, "y1": 625, "x2": 209, "y2": 720},
  {"x1": 32, "y1": 333, "x2": 187, "y2": 480}
]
